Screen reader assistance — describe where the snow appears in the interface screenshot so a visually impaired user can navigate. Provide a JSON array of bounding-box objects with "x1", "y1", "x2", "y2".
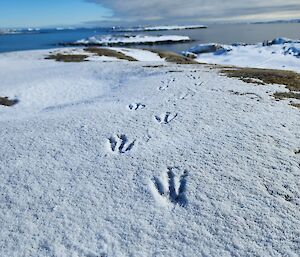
[
  {"x1": 184, "y1": 43, "x2": 232, "y2": 55},
  {"x1": 0, "y1": 29, "x2": 22, "y2": 35},
  {"x1": 46, "y1": 47, "x2": 164, "y2": 63},
  {"x1": 284, "y1": 46, "x2": 300, "y2": 57},
  {"x1": 109, "y1": 47, "x2": 164, "y2": 61},
  {"x1": 0, "y1": 48, "x2": 300, "y2": 257},
  {"x1": 264, "y1": 37, "x2": 300, "y2": 45},
  {"x1": 27, "y1": 28, "x2": 40, "y2": 32},
  {"x1": 112, "y1": 25, "x2": 207, "y2": 32},
  {"x1": 74, "y1": 34, "x2": 191, "y2": 46},
  {"x1": 0, "y1": 28, "x2": 40, "y2": 35},
  {"x1": 55, "y1": 27, "x2": 76, "y2": 31},
  {"x1": 188, "y1": 38, "x2": 300, "y2": 72}
]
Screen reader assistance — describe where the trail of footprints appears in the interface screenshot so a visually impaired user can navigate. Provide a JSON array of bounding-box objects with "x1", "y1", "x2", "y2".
[{"x1": 107, "y1": 72, "x2": 202, "y2": 206}]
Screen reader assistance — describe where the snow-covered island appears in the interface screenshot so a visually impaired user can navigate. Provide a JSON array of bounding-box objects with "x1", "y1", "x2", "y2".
[
  {"x1": 0, "y1": 28, "x2": 41, "y2": 35},
  {"x1": 0, "y1": 29, "x2": 21, "y2": 35},
  {"x1": 62, "y1": 34, "x2": 192, "y2": 46},
  {"x1": 0, "y1": 45, "x2": 299, "y2": 257},
  {"x1": 112, "y1": 24, "x2": 207, "y2": 32},
  {"x1": 183, "y1": 37, "x2": 300, "y2": 73}
]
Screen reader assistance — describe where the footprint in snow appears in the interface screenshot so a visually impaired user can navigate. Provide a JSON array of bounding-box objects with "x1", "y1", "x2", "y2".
[
  {"x1": 128, "y1": 103, "x2": 146, "y2": 110},
  {"x1": 180, "y1": 89, "x2": 196, "y2": 100},
  {"x1": 151, "y1": 167, "x2": 189, "y2": 207},
  {"x1": 108, "y1": 134, "x2": 135, "y2": 154},
  {"x1": 158, "y1": 78, "x2": 175, "y2": 91},
  {"x1": 154, "y1": 112, "x2": 178, "y2": 124}
]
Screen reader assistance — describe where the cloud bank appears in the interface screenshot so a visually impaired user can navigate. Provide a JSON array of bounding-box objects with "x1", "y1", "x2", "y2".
[{"x1": 86, "y1": 0, "x2": 300, "y2": 24}]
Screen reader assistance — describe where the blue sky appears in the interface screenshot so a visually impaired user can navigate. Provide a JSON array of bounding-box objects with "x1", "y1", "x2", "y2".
[
  {"x1": 0, "y1": 0, "x2": 112, "y2": 28},
  {"x1": 1, "y1": 0, "x2": 299, "y2": 28}
]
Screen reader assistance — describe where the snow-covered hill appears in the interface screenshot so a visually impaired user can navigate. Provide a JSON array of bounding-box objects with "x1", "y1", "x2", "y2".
[
  {"x1": 185, "y1": 38, "x2": 300, "y2": 73},
  {"x1": 0, "y1": 48, "x2": 299, "y2": 257}
]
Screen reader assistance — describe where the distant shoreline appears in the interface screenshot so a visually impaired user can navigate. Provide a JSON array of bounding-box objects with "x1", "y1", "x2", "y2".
[{"x1": 1, "y1": 23, "x2": 300, "y2": 54}]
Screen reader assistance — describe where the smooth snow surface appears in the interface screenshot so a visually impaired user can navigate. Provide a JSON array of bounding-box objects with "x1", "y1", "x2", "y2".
[
  {"x1": 189, "y1": 38, "x2": 300, "y2": 72},
  {"x1": 0, "y1": 48, "x2": 300, "y2": 257},
  {"x1": 75, "y1": 35, "x2": 191, "y2": 45}
]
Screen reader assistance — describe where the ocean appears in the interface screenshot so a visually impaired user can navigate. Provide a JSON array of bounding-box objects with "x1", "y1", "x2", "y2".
[{"x1": 0, "y1": 23, "x2": 299, "y2": 54}]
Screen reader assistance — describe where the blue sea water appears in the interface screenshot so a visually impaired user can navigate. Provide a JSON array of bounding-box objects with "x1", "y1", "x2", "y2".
[{"x1": 0, "y1": 23, "x2": 299, "y2": 54}]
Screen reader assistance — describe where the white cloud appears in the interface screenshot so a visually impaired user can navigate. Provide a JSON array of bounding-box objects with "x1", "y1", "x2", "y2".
[{"x1": 86, "y1": 0, "x2": 300, "y2": 24}]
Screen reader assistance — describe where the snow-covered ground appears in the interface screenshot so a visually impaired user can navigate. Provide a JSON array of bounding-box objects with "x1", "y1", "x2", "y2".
[
  {"x1": 0, "y1": 48, "x2": 299, "y2": 257},
  {"x1": 112, "y1": 25, "x2": 207, "y2": 32},
  {"x1": 185, "y1": 38, "x2": 300, "y2": 73},
  {"x1": 73, "y1": 34, "x2": 191, "y2": 46}
]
